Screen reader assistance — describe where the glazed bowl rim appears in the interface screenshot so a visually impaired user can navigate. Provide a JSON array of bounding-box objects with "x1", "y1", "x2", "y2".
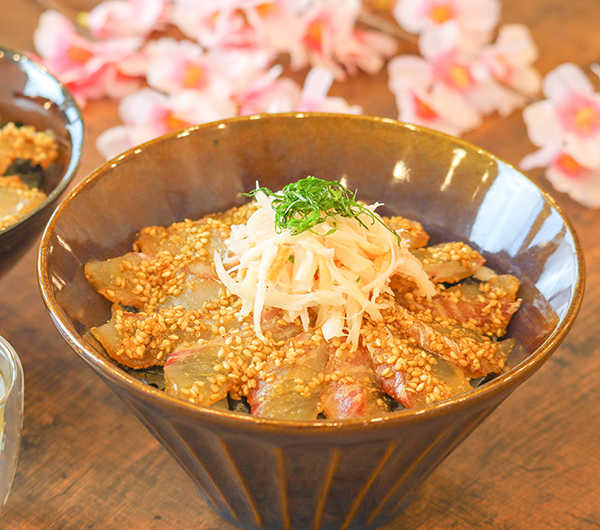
[
  {"x1": 0, "y1": 45, "x2": 84, "y2": 233},
  {"x1": 37, "y1": 112, "x2": 585, "y2": 430}
]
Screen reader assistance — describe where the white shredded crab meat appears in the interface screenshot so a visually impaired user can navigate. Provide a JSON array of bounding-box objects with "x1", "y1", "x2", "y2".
[{"x1": 214, "y1": 190, "x2": 435, "y2": 347}]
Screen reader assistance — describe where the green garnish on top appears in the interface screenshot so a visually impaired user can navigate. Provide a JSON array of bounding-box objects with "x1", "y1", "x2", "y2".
[{"x1": 244, "y1": 176, "x2": 401, "y2": 245}]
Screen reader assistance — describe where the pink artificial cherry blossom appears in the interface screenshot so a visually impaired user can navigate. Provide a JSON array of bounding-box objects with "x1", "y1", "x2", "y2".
[
  {"x1": 238, "y1": 65, "x2": 361, "y2": 115},
  {"x1": 334, "y1": 27, "x2": 398, "y2": 77},
  {"x1": 293, "y1": 0, "x2": 359, "y2": 78},
  {"x1": 393, "y1": 0, "x2": 500, "y2": 54},
  {"x1": 428, "y1": 23, "x2": 530, "y2": 116},
  {"x1": 242, "y1": 0, "x2": 307, "y2": 58},
  {"x1": 134, "y1": 38, "x2": 235, "y2": 95},
  {"x1": 522, "y1": 63, "x2": 600, "y2": 169},
  {"x1": 388, "y1": 21, "x2": 536, "y2": 136},
  {"x1": 170, "y1": 0, "x2": 255, "y2": 49},
  {"x1": 477, "y1": 24, "x2": 541, "y2": 99},
  {"x1": 119, "y1": 37, "x2": 274, "y2": 99},
  {"x1": 236, "y1": 65, "x2": 302, "y2": 115},
  {"x1": 33, "y1": 10, "x2": 142, "y2": 107},
  {"x1": 211, "y1": 46, "x2": 277, "y2": 94},
  {"x1": 96, "y1": 88, "x2": 237, "y2": 159},
  {"x1": 388, "y1": 54, "x2": 481, "y2": 135},
  {"x1": 294, "y1": 0, "x2": 374, "y2": 80},
  {"x1": 520, "y1": 145, "x2": 600, "y2": 208},
  {"x1": 67, "y1": 64, "x2": 142, "y2": 108},
  {"x1": 85, "y1": 0, "x2": 169, "y2": 39},
  {"x1": 294, "y1": 66, "x2": 362, "y2": 113},
  {"x1": 389, "y1": 22, "x2": 522, "y2": 136}
]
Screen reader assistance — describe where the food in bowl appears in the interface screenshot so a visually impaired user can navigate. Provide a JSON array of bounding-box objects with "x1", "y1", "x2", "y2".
[
  {"x1": 85, "y1": 176, "x2": 521, "y2": 420},
  {"x1": 0, "y1": 121, "x2": 58, "y2": 230},
  {"x1": 39, "y1": 113, "x2": 583, "y2": 530},
  {"x1": 0, "y1": 45, "x2": 84, "y2": 280}
]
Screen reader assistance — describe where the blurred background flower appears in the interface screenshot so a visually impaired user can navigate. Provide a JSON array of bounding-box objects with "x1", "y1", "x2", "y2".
[{"x1": 32, "y1": 0, "x2": 600, "y2": 207}]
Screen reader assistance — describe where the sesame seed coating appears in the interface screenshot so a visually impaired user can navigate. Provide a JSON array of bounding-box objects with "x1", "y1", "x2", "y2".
[
  {"x1": 0, "y1": 122, "x2": 58, "y2": 230},
  {"x1": 0, "y1": 122, "x2": 58, "y2": 174},
  {"x1": 411, "y1": 242, "x2": 486, "y2": 284},
  {"x1": 88, "y1": 203, "x2": 521, "y2": 418}
]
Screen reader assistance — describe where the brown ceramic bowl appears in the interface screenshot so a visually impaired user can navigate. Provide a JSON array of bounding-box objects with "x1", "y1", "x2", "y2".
[
  {"x1": 0, "y1": 46, "x2": 84, "y2": 279},
  {"x1": 38, "y1": 113, "x2": 584, "y2": 530}
]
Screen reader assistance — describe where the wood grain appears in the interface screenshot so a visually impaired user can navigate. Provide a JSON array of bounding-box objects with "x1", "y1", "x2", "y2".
[{"x1": 1, "y1": 0, "x2": 599, "y2": 528}]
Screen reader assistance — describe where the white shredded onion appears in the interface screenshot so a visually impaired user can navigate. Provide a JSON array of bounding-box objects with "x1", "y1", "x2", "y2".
[{"x1": 214, "y1": 190, "x2": 435, "y2": 347}]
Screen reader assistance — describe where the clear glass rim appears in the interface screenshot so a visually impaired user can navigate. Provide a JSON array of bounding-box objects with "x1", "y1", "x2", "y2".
[{"x1": 0, "y1": 335, "x2": 19, "y2": 406}]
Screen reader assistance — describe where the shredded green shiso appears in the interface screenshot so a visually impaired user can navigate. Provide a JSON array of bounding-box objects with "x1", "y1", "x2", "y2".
[{"x1": 244, "y1": 176, "x2": 401, "y2": 245}]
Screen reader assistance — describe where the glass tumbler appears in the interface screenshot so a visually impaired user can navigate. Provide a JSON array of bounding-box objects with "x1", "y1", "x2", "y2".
[{"x1": 0, "y1": 335, "x2": 23, "y2": 510}]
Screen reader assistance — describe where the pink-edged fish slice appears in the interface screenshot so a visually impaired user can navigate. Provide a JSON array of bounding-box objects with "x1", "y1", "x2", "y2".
[
  {"x1": 247, "y1": 330, "x2": 330, "y2": 420},
  {"x1": 321, "y1": 341, "x2": 389, "y2": 419}
]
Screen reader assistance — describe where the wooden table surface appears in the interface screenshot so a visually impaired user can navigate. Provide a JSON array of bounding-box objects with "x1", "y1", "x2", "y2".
[{"x1": 1, "y1": 0, "x2": 600, "y2": 528}]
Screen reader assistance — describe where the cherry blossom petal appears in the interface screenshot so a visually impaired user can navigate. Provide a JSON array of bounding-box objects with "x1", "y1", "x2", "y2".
[
  {"x1": 388, "y1": 55, "x2": 463, "y2": 134},
  {"x1": 34, "y1": 10, "x2": 142, "y2": 106},
  {"x1": 393, "y1": 0, "x2": 500, "y2": 53},
  {"x1": 171, "y1": 0, "x2": 254, "y2": 49},
  {"x1": 86, "y1": 0, "x2": 168, "y2": 39},
  {"x1": 419, "y1": 23, "x2": 481, "y2": 94},
  {"x1": 236, "y1": 65, "x2": 301, "y2": 115},
  {"x1": 393, "y1": 82, "x2": 464, "y2": 136},
  {"x1": 542, "y1": 63, "x2": 595, "y2": 102},
  {"x1": 429, "y1": 83, "x2": 482, "y2": 130},
  {"x1": 469, "y1": 79, "x2": 525, "y2": 117},
  {"x1": 546, "y1": 153, "x2": 600, "y2": 208},
  {"x1": 522, "y1": 100, "x2": 564, "y2": 148},
  {"x1": 96, "y1": 125, "x2": 134, "y2": 160},
  {"x1": 453, "y1": 0, "x2": 500, "y2": 53},
  {"x1": 117, "y1": 88, "x2": 167, "y2": 126},
  {"x1": 64, "y1": 64, "x2": 141, "y2": 107},
  {"x1": 506, "y1": 66, "x2": 542, "y2": 99},
  {"x1": 519, "y1": 144, "x2": 558, "y2": 172},
  {"x1": 242, "y1": 0, "x2": 306, "y2": 55},
  {"x1": 294, "y1": 66, "x2": 362, "y2": 113},
  {"x1": 101, "y1": 65, "x2": 142, "y2": 101},
  {"x1": 335, "y1": 29, "x2": 398, "y2": 76},
  {"x1": 388, "y1": 54, "x2": 434, "y2": 92},
  {"x1": 523, "y1": 63, "x2": 600, "y2": 172},
  {"x1": 393, "y1": 0, "x2": 430, "y2": 34},
  {"x1": 99, "y1": 88, "x2": 238, "y2": 160},
  {"x1": 478, "y1": 24, "x2": 541, "y2": 98},
  {"x1": 564, "y1": 132, "x2": 600, "y2": 168},
  {"x1": 142, "y1": 38, "x2": 233, "y2": 95},
  {"x1": 120, "y1": 88, "x2": 236, "y2": 133},
  {"x1": 520, "y1": 146, "x2": 600, "y2": 208},
  {"x1": 388, "y1": 38, "x2": 485, "y2": 135},
  {"x1": 555, "y1": 92, "x2": 600, "y2": 138},
  {"x1": 115, "y1": 45, "x2": 153, "y2": 77},
  {"x1": 65, "y1": 70, "x2": 108, "y2": 108},
  {"x1": 418, "y1": 19, "x2": 458, "y2": 59},
  {"x1": 34, "y1": 12, "x2": 100, "y2": 84},
  {"x1": 298, "y1": 0, "x2": 362, "y2": 80},
  {"x1": 212, "y1": 48, "x2": 275, "y2": 94},
  {"x1": 493, "y1": 24, "x2": 538, "y2": 67},
  {"x1": 239, "y1": 78, "x2": 301, "y2": 115},
  {"x1": 170, "y1": 90, "x2": 238, "y2": 126}
]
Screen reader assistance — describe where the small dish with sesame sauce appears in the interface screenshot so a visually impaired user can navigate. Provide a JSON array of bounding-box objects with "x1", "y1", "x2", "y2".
[
  {"x1": 0, "y1": 121, "x2": 59, "y2": 231},
  {"x1": 39, "y1": 113, "x2": 583, "y2": 530},
  {"x1": 0, "y1": 46, "x2": 83, "y2": 279}
]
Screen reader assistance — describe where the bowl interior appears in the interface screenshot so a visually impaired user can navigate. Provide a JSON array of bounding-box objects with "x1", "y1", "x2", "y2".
[
  {"x1": 39, "y1": 113, "x2": 583, "y2": 422},
  {"x1": 0, "y1": 47, "x2": 84, "y2": 219}
]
